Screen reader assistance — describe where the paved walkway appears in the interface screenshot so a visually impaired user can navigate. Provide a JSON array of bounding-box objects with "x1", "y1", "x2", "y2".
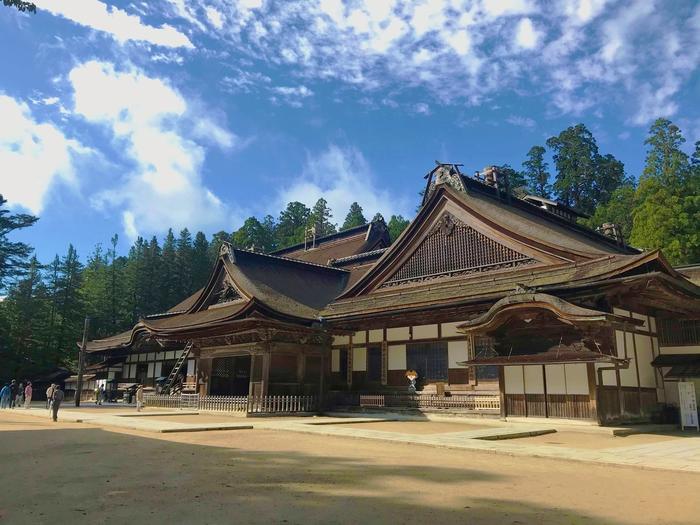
[{"x1": 14, "y1": 406, "x2": 700, "y2": 473}]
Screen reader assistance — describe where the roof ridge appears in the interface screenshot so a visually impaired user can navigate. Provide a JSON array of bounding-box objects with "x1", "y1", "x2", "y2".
[
  {"x1": 233, "y1": 246, "x2": 350, "y2": 272},
  {"x1": 271, "y1": 220, "x2": 380, "y2": 255}
]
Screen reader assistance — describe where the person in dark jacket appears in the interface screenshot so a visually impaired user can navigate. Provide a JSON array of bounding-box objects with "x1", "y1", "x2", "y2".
[
  {"x1": 51, "y1": 385, "x2": 64, "y2": 422},
  {"x1": 9, "y1": 380, "x2": 18, "y2": 409}
]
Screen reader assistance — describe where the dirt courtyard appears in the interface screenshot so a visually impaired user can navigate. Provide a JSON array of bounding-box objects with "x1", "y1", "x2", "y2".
[{"x1": 1, "y1": 411, "x2": 698, "y2": 524}]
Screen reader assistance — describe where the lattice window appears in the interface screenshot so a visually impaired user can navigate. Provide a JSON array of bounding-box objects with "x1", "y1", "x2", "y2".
[
  {"x1": 381, "y1": 213, "x2": 535, "y2": 288},
  {"x1": 659, "y1": 319, "x2": 700, "y2": 346},
  {"x1": 406, "y1": 342, "x2": 448, "y2": 381}
]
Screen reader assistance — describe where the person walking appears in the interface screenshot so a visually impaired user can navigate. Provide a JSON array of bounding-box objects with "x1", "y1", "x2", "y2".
[
  {"x1": 46, "y1": 384, "x2": 55, "y2": 410},
  {"x1": 51, "y1": 385, "x2": 64, "y2": 422},
  {"x1": 15, "y1": 382, "x2": 24, "y2": 408},
  {"x1": 24, "y1": 382, "x2": 32, "y2": 409},
  {"x1": 135, "y1": 384, "x2": 144, "y2": 412},
  {"x1": 0, "y1": 384, "x2": 10, "y2": 409},
  {"x1": 99, "y1": 385, "x2": 106, "y2": 405},
  {"x1": 9, "y1": 380, "x2": 18, "y2": 409}
]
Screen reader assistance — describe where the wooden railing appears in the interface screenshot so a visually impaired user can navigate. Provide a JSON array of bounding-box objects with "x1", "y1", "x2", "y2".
[
  {"x1": 144, "y1": 394, "x2": 317, "y2": 414},
  {"x1": 331, "y1": 392, "x2": 500, "y2": 412}
]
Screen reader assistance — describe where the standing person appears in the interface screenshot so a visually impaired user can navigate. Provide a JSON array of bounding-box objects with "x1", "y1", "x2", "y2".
[
  {"x1": 135, "y1": 384, "x2": 144, "y2": 412},
  {"x1": 94, "y1": 386, "x2": 101, "y2": 405},
  {"x1": 9, "y1": 380, "x2": 17, "y2": 409},
  {"x1": 99, "y1": 385, "x2": 106, "y2": 405},
  {"x1": 46, "y1": 383, "x2": 55, "y2": 410},
  {"x1": 0, "y1": 384, "x2": 10, "y2": 409},
  {"x1": 51, "y1": 385, "x2": 64, "y2": 422},
  {"x1": 24, "y1": 382, "x2": 32, "y2": 409},
  {"x1": 15, "y1": 382, "x2": 24, "y2": 408}
]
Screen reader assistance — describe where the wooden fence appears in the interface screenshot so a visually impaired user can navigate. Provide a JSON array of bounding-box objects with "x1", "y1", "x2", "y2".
[
  {"x1": 144, "y1": 394, "x2": 317, "y2": 414},
  {"x1": 331, "y1": 392, "x2": 500, "y2": 412}
]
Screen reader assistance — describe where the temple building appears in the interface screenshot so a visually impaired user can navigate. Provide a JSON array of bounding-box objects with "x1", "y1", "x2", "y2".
[{"x1": 85, "y1": 164, "x2": 700, "y2": 424}]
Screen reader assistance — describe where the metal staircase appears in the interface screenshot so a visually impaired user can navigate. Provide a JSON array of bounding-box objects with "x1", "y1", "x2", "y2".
[{"x1": 163, "y1": 341, "x2": 194, "y2": 395}]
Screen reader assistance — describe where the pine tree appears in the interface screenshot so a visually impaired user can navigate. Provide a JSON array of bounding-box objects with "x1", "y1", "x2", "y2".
[
  {"x1": 81, "y1": 244, "x2": 110, "y2": 338},
  {"x1": 160, "y1": 229, "x2": 178, "y2": 309},
  {"x1": 175, "y1": 228, "x2": 194, "y2": 300},
  {"x1": 387, "y1": 215, "x2": 410, "y2": 243},
  {"x1": 522, "y1": 146, "x2": 551, "y2": 197},
  {"x1": 342, "y1": 202, "x2": 367, "y2": 230},
  {"x1": 580, "y1": 183, "x2": 636, "y2": 242},
  {"x1": 276, "y1": 202, "x2": 311, "y2": 248},
  {"x1": 233, "y1": 217, "x2": 276, "y2": 252},
  {"x1": 0, "y1": 195, "x2": 38, "y2": 291},
  {"x1": 53, "y1": 245, "x2": 84, "y2": 368},
  {"x1": 192, "y1": 232, "x2": 210, "y2": 290}
]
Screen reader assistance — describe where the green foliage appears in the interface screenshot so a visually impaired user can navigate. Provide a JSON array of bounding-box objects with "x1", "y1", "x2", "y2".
[
  {"x1": 629, "y1": 119, "x2": 700, "y2": 264},
  {"x1": 0, "y1": 195, "x2": 38, "y2": 291},
  {"x1": 580, "y1": 183, "x2": 636, "y2": 242},
  {"x1": 522, "y1": 146, "x2": 551, "y2": 197},
  {"x1": 232, "y1": 216, "x2": 276, "y2": 252},
  {"x1": 308, "y1": 198, "x2": 337, "y2": 238},
  {"x1": 3, "y1": 0, "x2": 36, "y2": 14},
  {"x1": 546, "y1": 123, "x2": 626, "y2": 215},
  {"x1": 495, "y1": 164, "x2": 527, "y2": 193},
  {"x1": 387, "y1": 215, "x2": 410, "y2": 243},
  {"x1": 276, "y1": 201, "x2": 311, "y2": 248},
  {"x1": 341, "y1": 202, "x2": 367, "y2": 230}
]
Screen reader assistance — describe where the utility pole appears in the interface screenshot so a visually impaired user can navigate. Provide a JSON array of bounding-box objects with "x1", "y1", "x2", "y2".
[{"x1": 75, "y1": 316, "x2": 90, "y2": 407}]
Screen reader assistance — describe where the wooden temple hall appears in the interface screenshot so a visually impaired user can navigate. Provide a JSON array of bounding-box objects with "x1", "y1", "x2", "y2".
[{"x1": 86, "y1": 163, "x2": 700, "y2": 423}]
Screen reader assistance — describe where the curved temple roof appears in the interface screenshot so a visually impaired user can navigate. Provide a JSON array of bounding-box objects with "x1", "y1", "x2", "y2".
[{"x1": 456, "y1": 292, "x2": 643, "y2": 333}]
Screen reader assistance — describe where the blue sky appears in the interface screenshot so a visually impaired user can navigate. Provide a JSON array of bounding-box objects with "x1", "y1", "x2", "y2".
[{"x1": 1, "y1": 0, "x2": 699, "y2": 262}]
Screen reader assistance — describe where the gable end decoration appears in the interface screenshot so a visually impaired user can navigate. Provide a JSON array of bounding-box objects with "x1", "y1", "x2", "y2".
[{"x1": 379, "y1": 213, "x2": 536, "y2": 288}]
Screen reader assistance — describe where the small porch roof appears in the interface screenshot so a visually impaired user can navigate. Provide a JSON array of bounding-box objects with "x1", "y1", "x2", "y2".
[
  {"x1": 651, "y1": 354, "x2": 700, "y2": 378},
  {"x1": 456, "y1": 292, "x2": 643, "y2": 333},
  {"x1": 459, "y1": 343, "x2": 629, "y2": 367}
]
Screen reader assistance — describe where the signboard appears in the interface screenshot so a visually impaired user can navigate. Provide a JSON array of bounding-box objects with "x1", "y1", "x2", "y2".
[{"x1": 678, "y1": 382, "x2": 699, "y2": 432}]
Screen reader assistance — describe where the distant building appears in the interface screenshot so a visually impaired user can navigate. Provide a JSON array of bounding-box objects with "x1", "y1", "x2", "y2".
[{"x1": 86, "y1": 164, "x2": 700, "y2": 424}]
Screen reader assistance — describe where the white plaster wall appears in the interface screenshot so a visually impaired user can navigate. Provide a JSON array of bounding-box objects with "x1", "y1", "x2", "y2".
[
  {"x1": 354, "y1": 331, "x2": 367, "y2": 344},
  {"x1": 565, "y1": 364, "x2": 590, "y2": 395},
  {"x1": 138, "y1": 353, "x2": 146, "y2": 362},
  {"x1": 368, "y1": 329, "x2": 383, "y2": 343},
  {"x1": 147, "y1": 352, "x2": 155, "y2": 361},
  {"x1": 504, "y1": 366, "x2": 524, "y2": 394},
  {"x1": 154, "y1": 362, "x2": 162, "y2": 377},
  {"x1": 524, "y1": 366, "x2": 545, "y2": 394},
  {"x1": 147, "y1": 363, "x2": 154, "y2": 378},
  {"x1": 387, "y1": 327, "x2": 410, "y2": 341},
  {"x1": 352, "y1": 348, "x2": 367, "y2": 371},
  {"x1": 659, "y1": 345, "x2": 700, "y2": 354},
  {"x1": 413, "y1": 324, "x2": 438, "y2": 339},
  {"x1": 618, "y1": 331, "x2": 639, "y2": 387},
  {"x1": 441, "y1": 321, "x2": 463, "y2": 338},
  {"x1": 545, "y1": 365, "x2": 566, "y2": 395},
  {"x1": 448, "y1": 341, "x2": 468, "y2": 368},
  {"x1": 634, "y1": 333, "x2": 656, "y2": 388},
  {"x1": 388, "y1": 345, "x2": 406, "y2": 370},
  {"x1": 186, "y1": 359, "x2": 195, "y2": 377},
  {"x1": 333, "y1": 335, "x2": 349, "y2": 345},
  {"x1": 331, "y1": 349, "x2": 340, "y2": 372}
]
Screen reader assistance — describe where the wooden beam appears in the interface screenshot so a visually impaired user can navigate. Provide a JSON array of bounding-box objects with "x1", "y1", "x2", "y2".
[{"x1": 587, "y1": 362, "x2": 598, "y2": 423}]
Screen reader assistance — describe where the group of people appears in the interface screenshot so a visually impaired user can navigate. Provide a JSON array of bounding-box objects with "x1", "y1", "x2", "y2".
[
  {"x1": 0, "y1": 380, "x2": 32, "y2": 409},
  {"x1": 45, "y1": 383, "x2": 65, "y2": 422}
]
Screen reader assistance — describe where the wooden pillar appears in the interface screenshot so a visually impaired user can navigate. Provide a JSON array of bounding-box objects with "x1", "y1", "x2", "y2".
[
  {"x1": 542, "y1": 365, "x2": 549, "y2": 419},
  {"x1": 261, "y1": 351, "x2": 271, "y2": 397},
  {"x1": 522, "y1": 366, "x2": 528, "y2": 417},
  {"x1": 248, "y1": 354, "x2": 256, "y2": 396},
  {"x1": 380, "y1": 340, "x2": 388, "y2": 386},
  {"x1": 587, "y1": 363, "x2": 598, "y2": 422},
  {"x1": 498, "y1": 367, "x2": 506, "y2": 418},
  {"x1": 346, "y1": 334, "x2": 353, "y2": 389},
  {"x1": 198, "y1": 357, "x2": 212, "y2": 396},
  {"x1": 319, "y1": 352, "x2": 326, "y2": 406},
  {"x1": 615, "y1": 366, "x2": 624, "y2": 417}
]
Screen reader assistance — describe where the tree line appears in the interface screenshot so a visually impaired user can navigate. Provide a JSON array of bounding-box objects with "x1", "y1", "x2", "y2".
[{"x1": 1, "y1": 118, "x2": 698, "y2": 381}]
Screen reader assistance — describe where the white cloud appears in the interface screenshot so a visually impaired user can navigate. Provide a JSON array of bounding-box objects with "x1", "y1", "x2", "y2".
[
  {"x1": 506, "y1": 115, "x2": 536, "y2": 128},
  {"x1": 0, "y1": 95, "x2": 85, "y2": 214},
  {"x1": 270, "y1": 85, "x2": 314, "y2": 107},
  {"x1": 274, "y1": 145, "x2": 410, "y2": 223},
  {"x1": 68, "y1": 61, "x2": 233, "y2": 238},
  {"x1": 205, "y1": 6, "x2": 224, "y2": 29},
  {"x1": 35, "y1": 0, "x2": 193, "y2": 48},
  {"x1": 413, "y1": 102, "x2": 431, "y2": 115},
  {"x1": 193, "y1": 0, "x2": 699, "y2": 125},
  {"x1": 515, "y1": 18, "x2": 540, "y2": 50}
]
